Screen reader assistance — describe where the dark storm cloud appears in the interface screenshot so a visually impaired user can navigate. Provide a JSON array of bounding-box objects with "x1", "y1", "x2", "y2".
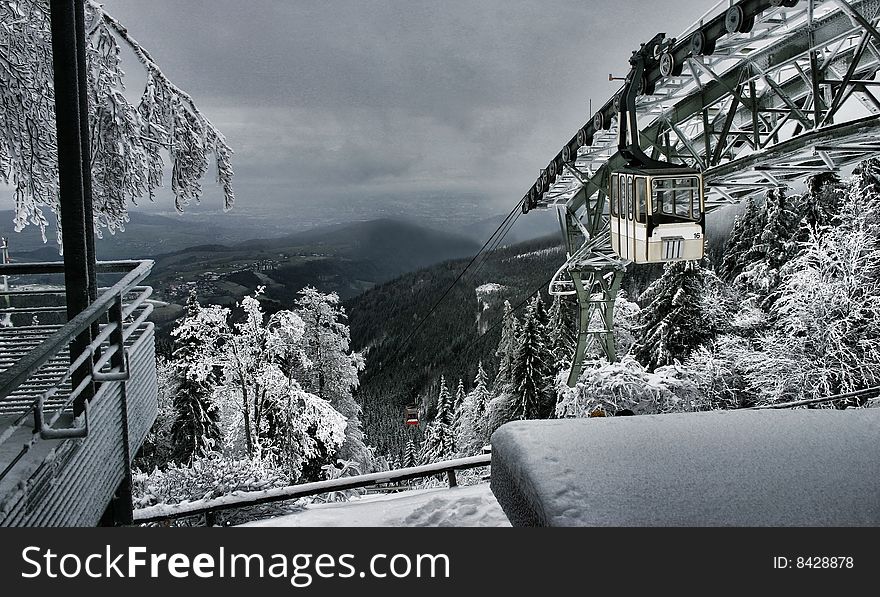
[{"x1": 3, "y1": 1, "x2": 713, "y2": 219}]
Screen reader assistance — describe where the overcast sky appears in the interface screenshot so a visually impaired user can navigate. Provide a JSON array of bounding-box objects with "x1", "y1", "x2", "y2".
[{"x1": 5, "y1": 0, "x2": 713, "y2": 225}]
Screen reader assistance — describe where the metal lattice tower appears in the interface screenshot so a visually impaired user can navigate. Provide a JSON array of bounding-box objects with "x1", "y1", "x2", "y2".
[{"x1": 523, "y1": 0, "x2": 880, "y2": 385}]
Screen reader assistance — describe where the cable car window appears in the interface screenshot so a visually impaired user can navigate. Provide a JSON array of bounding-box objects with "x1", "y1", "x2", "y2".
[
  {"x1": 626, "y1": 177, "x2": 633, "y2": 220},
  {"x1": 635, "y1": 177, "x2": 647, "y2": 223},
  {"x1": 652, "y1": 177, "x2": 699, "y2": 220},
  {"x1": 610, "y1": 174, "x2": 619, "y2": 217}
]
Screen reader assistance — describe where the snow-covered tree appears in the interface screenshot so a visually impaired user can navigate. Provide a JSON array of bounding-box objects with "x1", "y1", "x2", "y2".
[
  {"x1": 610, "y1": 290, "x2": 641, "y2": 356},
  {"x1": 721, "y1": 197, "x2": 766, "y2": 281},
  {"x1": 493, "y1": 300, "x2": 519, "y2": 391},
  {"x1": 169, "y1": 289, "x2": 350, "y2": 484},
  {"x1": 168, "y1": 292, "x2": 226, "y2": 464},
  {"x1": 451, "y1": 378, "x2": 466, "y2": 444},
  {"x1": 555, "y1": 356, "x2": 703, "y2": 418},
  {"x1": 403, "y1": 437, "x2": 418, "y2": 468},
  {"x1": 420, "y1": 377, "x2": 455, "y2": 464},
  {"x1": 456, "y1": 362, "x2": 491, "y2": 455},
  {"x1": 633, "y1": 259, "x2": 714, "y2": 371},
  {"x1": 219, "y1": 290, "x2": 307, "y2": 459},
  {"x1": 434, "y1": 375, "x2": 453, "y2": 426},
  {"x1": 508, "y1": 297, "x2": 555, "y2": 421},
  {"x1": 546, "y1": 294, "x2": 576, "y2": 368},
  {"x1": 419, "y1": 418, "x2": 455, "y2": 464},
  {"x1": 800, "y1": 172, "x2": 844, "y2": 233},
  {"x1": 770, "y1": 203, "x2": 880, "y2": 400},
  {"x1": 735, "y1": 188, "x2": 801, "y2": 302},
  {"x1": 0, "y1": 0, "x2": 234, "y2": 243},
  {"x1": 293, "y1": 287, "x2": 370, "y2": 471}
]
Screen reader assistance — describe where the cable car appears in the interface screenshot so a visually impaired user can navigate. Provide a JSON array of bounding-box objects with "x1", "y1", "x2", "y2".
[
  {"x1": 404, "y1": 405, "x2": 420, "y2": 426},
  {"x1": 608, "y1": 33, "x2": 706, "y2": 264},
  {"x1": 609, "y1": 166, "x2": 705, "y2": 263}
]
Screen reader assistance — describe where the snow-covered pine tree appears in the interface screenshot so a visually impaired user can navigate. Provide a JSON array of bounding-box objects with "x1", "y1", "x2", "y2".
[
  {"x1": 419, "y1": 377, "x2": 456, "y2": 464},
  {"x1": 721, "y1": 197, "x2": 765, "y2": 281},
  {"x1": 508, "y1": 297, "x2": 555, "y2": 421},
  {"x1": 735, "y1": 188, "x2": 801, "y2": 302},
  {"x1": 532, "y1": 294, "x2": 549, "y2": 329},
  {"x1": 419, "y1": 419, "x2": 455, "y2": 464},
  {"x1": 169, "y1": 292, "x2": 224, "y2": 464},
  {"x1": 800, "y1": 172, "x2": 844, "y2": 233},
  {"x1": 0, "y1": 0, "x2": 234, "y2": 243},
  {"x1": 435, "y1": 376, "x2": 452, "y2": 426},
  {"x1": 493, "y1": 300, "x2": 519, "y2": 392},
  {"x1": 632, "y1": 259, "x2": 714, "y2": 372},
  {"x1": 451, "y1": 378, "x2": 466, "y2": 449},
  {"x1": 546, "y1": 294, "x2": 576, "y2": 368},
  {"x1": 456, "y1": 362, "x2": 492, "y2": 455},
  {"x1": 403, "y1": 437, "x2": 418, "y2": 468}
]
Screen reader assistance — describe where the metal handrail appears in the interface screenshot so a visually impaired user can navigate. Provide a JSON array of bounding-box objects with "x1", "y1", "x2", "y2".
[
  {"x1": 0, "y1": 260, "x2": 153, "y2": 396},
  {"x1": 751, "y1": 386, "x2": 880, "y2": 410},
  {"x1": 132, "y1": 454, "x2": 493, "y2": 525}
]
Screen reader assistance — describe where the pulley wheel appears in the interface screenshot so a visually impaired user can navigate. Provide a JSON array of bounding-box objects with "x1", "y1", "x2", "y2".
[
  {"x1": 691, "y1": 29, "x2": 715, "y2": 56},
  {"x1": 659, "y1": 52, "x2": 676, "y2": 77},
  {"x1": 725, "y1": 6, "x2": 743, "y2": 33},
  {"x1": 726, "y1": 6, "x2": 753, "y2": 34}
]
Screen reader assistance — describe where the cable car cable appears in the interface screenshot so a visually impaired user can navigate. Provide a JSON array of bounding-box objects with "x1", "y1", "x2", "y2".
[{"x1": 374, "y1": 198, "x2": 526, "y2": 376}]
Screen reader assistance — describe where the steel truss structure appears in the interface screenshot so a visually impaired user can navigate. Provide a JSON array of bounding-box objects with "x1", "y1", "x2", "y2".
[{"x1": 523, "y1": 0, "x2": 880, "y2": 385}]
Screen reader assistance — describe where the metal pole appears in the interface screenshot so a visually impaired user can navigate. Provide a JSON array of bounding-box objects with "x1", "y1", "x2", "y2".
[
  {"x1": 73, "y1": 0, "x2": 102, "y2": 385},
  {"x1": 49, "y1": 0, "x2": 94, "y2": 413},
  {"x1": 73, "y1": 0, "x2": 98, "y2": 304}
]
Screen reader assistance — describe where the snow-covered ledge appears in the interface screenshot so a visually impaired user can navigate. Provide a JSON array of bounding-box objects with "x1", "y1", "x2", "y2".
[{"x1": 490, "y1": 409, "x2": 880, "y2": 526}]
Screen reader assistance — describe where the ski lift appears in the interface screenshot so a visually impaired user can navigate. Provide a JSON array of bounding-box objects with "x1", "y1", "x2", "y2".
[
  {"x1": 610, "y1": 33, "x2": 705, "y2": 264},
  {"x1": 404, "y1": 404, "x2": 420, "y2": 426}
]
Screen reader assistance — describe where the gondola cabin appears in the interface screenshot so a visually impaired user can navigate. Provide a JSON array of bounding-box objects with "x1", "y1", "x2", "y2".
[
  {"x1": 404, "y1": 405, "x2": 420, "y2": 426},
  {"x1": 609, "y1": 167, "x2": 705, "y2": 263}
]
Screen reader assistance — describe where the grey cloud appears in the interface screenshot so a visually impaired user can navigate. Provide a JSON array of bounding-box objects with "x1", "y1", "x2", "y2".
[{"x1": 3, "y1": 1, "x2": 713, "y2": 224}]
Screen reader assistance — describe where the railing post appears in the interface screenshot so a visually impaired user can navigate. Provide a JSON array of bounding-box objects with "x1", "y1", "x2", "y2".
[
  {"x1": 446, "y1": 469, "x2": 458, "y2": 488},
  {"x1": 114, "y1": 294, "x2": 133, "y2": 525},
  {"x1": 97, "y1": 293, "x2": 134, "y2": 527}
]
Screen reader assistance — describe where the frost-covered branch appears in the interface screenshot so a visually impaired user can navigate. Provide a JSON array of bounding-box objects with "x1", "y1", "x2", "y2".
[{"x1": 0, "y1": 0, "x2": 235, "y2": 245}]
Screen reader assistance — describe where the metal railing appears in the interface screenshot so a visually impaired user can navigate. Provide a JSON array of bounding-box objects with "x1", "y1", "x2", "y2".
[
  {"x1": 751, "y1": 386, "x2": 880, "y2": 410},
  {"x1": 132, "y1": 454, "x2": 492, "y2": 526},
  {"x1": 0, "y1": 260, "x2": 154, "y2": 490}
]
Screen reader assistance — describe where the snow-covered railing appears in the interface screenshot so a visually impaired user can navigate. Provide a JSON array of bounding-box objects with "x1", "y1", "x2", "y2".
[{"x1": 132, "y1": 454, "x2": 492, "y2": 526}]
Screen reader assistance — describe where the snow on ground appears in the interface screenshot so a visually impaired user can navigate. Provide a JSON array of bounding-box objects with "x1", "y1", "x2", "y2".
[{"x1": 240, "y1": 483, "x2": 510, "y2": 527}]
